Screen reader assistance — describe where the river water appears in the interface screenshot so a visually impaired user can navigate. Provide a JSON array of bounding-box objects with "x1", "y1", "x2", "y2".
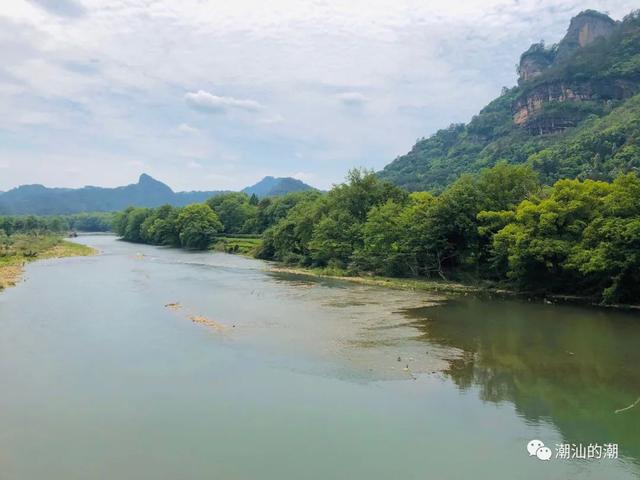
[{"x1": 0, "y1": 235, "x2": 638, "y2": 479}]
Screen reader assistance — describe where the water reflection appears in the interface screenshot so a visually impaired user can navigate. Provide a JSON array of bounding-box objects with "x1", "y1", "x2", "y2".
[{"x1": 403, "y1": 298, "x2": 640, "y2": 463}]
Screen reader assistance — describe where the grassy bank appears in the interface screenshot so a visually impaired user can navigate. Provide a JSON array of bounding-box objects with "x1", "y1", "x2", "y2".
[
  {"x1": 0, "y1": 235, "x2": 96, "y2": 291},
  {"x1": 211, "y1": 235, "x2": 262, "y2": 256},
  {"x1": 266, "y1": 264, "x2": 503, "y2": 296}
]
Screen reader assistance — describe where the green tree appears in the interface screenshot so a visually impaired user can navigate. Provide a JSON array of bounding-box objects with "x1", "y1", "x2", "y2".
[
  {"x1": 258, "y1": 196, "x2": 326, "y2": 264},
  {"x1": 356, "y1": 200, "x2": 408, "y2": 275},
  {"x1": 123, "y1": 208, "x2": 151, "y2": 243},
  {"x1": 176, "y1": 204, "x2": 223, "y2": 249},
  {"x1": 206, "y1": 193, "x2": 257, "y2": 234},
  {"x1": 491, "y1": 178, "x2": 612, "y2": 292},
  {"x1": 565, "y1": 173, "x2": 640, "y2": 302},
  {"x1": 477, "y1": 161, "x2": 540, "y2": 211}
]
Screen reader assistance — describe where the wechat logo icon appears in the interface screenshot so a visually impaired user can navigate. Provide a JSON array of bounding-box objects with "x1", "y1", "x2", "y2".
[{"x1": 527, "y1": 439, "x2": 552, "y2": 461}]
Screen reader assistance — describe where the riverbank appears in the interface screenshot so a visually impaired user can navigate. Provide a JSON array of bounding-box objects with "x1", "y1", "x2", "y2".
[
  {"x1": 266, "y1": 264, "x2": 640, "y2": 310},
  {"x1": 267, "y1": 265, "x2": 504, "y2": 297},
  {"x1": 0, "y1": 236, "x2": 96, "y2": 291},
  {"x1": 112, "y1": 235, "x2": 639, "y2": 309}
]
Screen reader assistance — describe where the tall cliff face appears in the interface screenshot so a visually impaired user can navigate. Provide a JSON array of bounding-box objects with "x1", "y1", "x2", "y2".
[
  {"x1": 512, "y1": 10, "x2": 629, "y2": 132},
  {"x1": 556, "y1": 10, "x2": 617, "y2": 61},
  {"x1": 517, "y1": 11, "x2": 616, "y2": 85},
  {"x1": 518, "y1": 44, "x2": 556, "y2": 84},
  {"x1": 512, "y1": 79, "x2": 638, "y2": 130}
]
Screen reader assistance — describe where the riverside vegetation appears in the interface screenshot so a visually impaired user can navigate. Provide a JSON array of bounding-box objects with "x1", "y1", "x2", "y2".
[
  {"x1": 113, "y1": 164, "x2": 640, "y2": 305},
  {"x1": 0, "y1": 234, "x2": 95, "y2": 290},
  {"x1": 0, "y1": 213, "x2": 110, "y2": 290}
]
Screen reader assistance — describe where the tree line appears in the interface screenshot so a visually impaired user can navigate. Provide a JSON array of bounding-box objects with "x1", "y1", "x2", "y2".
[
  {"x1": 0, "y1": 212, "x2": 114, "y2": 235},
  {"x1": 112, "y1": 191, "x2": 320, "y2": 249},
  {"x1": 256, "y1": 164, "x2": 640, "y2": 304},
  {"x1": 114, "y1": 164, "x2": 640, "y2": 304}
]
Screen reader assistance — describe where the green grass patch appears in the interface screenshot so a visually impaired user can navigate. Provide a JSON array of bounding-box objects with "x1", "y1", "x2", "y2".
[
  {"x1": 0, "y1": 234, "x2": 96, "y2": 290},
  {"x1": 211, "y1": 236, "x2": 262, "y2": 256}
]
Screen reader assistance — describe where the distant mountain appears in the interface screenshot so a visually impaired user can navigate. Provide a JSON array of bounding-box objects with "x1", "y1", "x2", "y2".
[
  {"x1": 0, "y1": 173, "x2": 317, "y2": 215},
  {"x1": 241, "y1": 176, "x2": 315, "y2": 197},
  {"x1": 379, "y1": 10, "x2": 640, "y2": 191},
  {"x1": 0, "y1": 174, "x2": 228, "y2": 215}
]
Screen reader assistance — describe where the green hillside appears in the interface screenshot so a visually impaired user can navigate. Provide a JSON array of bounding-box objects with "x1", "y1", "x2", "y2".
[{"x1": 379, "y1": 10, "x2": 640, "y2": 191}]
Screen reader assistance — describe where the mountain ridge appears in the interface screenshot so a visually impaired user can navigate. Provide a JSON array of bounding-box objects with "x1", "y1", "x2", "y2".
[
  {"x1": 0, "y1": 174, "x2": 315, "y2": 215},
  {"x1": 379, "y1": 9, "x2": 640, "y2": 191}
]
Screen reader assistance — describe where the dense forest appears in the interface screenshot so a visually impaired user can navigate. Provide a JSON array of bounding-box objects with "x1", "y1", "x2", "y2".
[
  {"x1": 114, "y1": 164, "x2": 640, "y2": 304},
  {"x1": 112, "y1": 191, "x2": 320, "y2": 249},
  {"x1": 0, "y1": 212, "x2": 114, "y2": 235},
  {"x1": 379, "y1": 11, "x2": 640, "y2": 191}
]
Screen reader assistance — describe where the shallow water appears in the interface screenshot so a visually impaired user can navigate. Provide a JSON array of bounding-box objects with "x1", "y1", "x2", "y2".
[{"x1": 0, "y1": 235, "x2": 638, "y2": 479}]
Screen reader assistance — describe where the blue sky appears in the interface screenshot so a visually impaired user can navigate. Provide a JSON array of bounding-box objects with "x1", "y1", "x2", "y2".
[{"x1": 0, "y1": 0, "x2": 637, "y2": 191}]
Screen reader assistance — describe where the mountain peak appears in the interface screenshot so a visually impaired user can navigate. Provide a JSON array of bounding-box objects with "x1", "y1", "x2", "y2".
[
  {"x1": 518, "y1": 10, "x2": 616, "y2": 83},
  {"x1": 136, "y1": 173, "x2": 173, "y2": 193},
  {"x1": 0, "y1": 173, "x2": 315, "y2": 214},
  {"x1": 242, "y1": 176, "x2": 315, "y2": 197},
  {"x1": 555, "y1": 9, "x2": 616, "y2": 62},
  {"x1": 138, "y1": 173, "x2": 157, "y2": 184}
]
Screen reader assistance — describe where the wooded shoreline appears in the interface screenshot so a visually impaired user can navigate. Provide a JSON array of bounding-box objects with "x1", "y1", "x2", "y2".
[{"x1": 266, "y1": 264, "x2": 640, "y2": 311}]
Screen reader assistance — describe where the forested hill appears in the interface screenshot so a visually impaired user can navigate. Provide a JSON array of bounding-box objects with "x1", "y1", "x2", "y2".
[
  {"x1": 379, "y1": 9, "x2": 640, "y2": 191},
  {"x1": 242, "y1": 176, "x2": 315, "y2": 197},
  {"x1": 0, "y1": 174, "x2": 315, "y2": 215}
]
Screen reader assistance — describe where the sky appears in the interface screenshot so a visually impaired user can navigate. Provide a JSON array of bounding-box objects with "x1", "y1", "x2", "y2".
[{"x1": 0, "y1": 0, "x2": 637, "y2": 192}]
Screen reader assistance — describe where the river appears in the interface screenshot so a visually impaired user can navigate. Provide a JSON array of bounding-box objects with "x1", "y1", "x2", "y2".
[{"x1": 0, "y1": 234, "x2": 638, "y2": 479}]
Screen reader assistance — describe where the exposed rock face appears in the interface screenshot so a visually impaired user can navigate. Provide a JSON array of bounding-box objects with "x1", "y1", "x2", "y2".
[
  {"x1": 513, "y1": 80, "x2": 637, "y2": 130},
  {"x1": 556, "y1": 10, "x2": 616, "y2": 62},
  {"x1": 517, "y1": 11, "x2": 616, "y2": 85},
  {"x1": 512, "y1": 10, "x2": 620, "y2": 133},
  {"x1": 518, "y1": 44, "x2": 555, "y2": 83},
  {"x1": 513, "y1": 84, "x2": 589, "y2": 125}
]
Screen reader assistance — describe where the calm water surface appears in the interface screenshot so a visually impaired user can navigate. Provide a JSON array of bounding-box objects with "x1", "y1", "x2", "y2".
[{"x1": 0, "y1": 235, "x2": 638, "y2": 479}]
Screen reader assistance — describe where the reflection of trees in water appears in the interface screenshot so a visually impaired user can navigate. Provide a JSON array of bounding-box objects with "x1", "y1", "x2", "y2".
[{"x1": 404, "y1": 299, "x2": 640, "y2": 463}]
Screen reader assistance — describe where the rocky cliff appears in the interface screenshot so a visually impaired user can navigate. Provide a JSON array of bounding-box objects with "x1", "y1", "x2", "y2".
[
  {"x1": 513, "y1": 10, "x2": 631, "y2": 133},
  {"x1": 517, "y1": 10, "x2": 616, "y2": 84},
  {"x1": 555, "y1": 10, "x2": 617, "y2": 61},
  {"x1": 378, "y1": 9, "x2": 640, "y2": 192},
  {"x1": 517, "y1": 43, "x2": 556, "y2": 83}
]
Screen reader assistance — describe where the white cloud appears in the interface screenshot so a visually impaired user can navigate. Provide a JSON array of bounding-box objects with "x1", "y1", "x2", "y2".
[
  {"x1": 258, "y1": 113, "x2": 285, "y2": 125},
  {"x1": 17, "y1": 111, "x2": 53, "y2": 126},
  {"x1": 0, "y1": 0, "x2": 639, "y2": 191},
  {"x1": 177, "y1": 123, "x2": 200, "y2": 134},
  {"x1": 185, "y1": 90, "x2": 264, "y2": 114},
  {"x1": 336, "y1": 92, "x2": 368, "y2": 107}
]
